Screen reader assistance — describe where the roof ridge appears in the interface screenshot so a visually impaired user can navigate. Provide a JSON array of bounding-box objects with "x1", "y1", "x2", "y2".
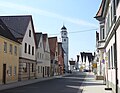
[{"x1": 0, "y1": 15, "x2": 32, "y2": 17}]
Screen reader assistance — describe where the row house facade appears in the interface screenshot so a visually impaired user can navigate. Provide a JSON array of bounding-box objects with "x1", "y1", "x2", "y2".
[
  {"x1": 35, "y1": 33, "x2": 51, "y2": 78},
  {"x1": 58, "y1": 42, "x2": 64, "y2": 75},
  {"x1": 0, "y1": 15, "x2": 65, "y2": 85},
  {"x1": 48, "y1": 37, "x2": 59, "y2": 76},
  {"x1": 42, "y1": 34, "x2": 51, "y2": 77},
  {"x1": 95, "y1": 0, "x2": 120, "y2": 93},
  {"x1": 0, "y1": 15, "x2": 36, "y2": 81},
  {"x1": 0, "y1": 19, "x2": 20, "y2": 84},
  {"x1": 35, "y1": 32, "x2": 44, "y2": 78}
]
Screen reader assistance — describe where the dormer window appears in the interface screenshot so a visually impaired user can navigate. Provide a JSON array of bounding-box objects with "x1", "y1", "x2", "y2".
[{"x1": 29, "y1": 30, "x2": 31, "y2": 37}]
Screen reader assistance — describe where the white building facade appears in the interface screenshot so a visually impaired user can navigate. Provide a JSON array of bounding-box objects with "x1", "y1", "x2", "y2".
[
  {"x1": 42, "y1": 34, "x2": 51, "y2": 77},
  {"x1": 95, "y1": 0, "x2": 120, "y2": 93},
  {"x1": 35, "y1": 33, "x2": 45, "y2": 78},
  {"x1": 61, "y1": 25, "x2": 69, "y2": 72}
]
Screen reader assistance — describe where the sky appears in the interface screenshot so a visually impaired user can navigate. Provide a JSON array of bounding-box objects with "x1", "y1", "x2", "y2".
[{"x1": 0, "y1": 0, "x2": 101, "y2": 60}]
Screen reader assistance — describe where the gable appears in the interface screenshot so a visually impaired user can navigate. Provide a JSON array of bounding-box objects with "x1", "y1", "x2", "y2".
[
  {"x1": 43, "y1": 34, "x2": 50, "y2": 52},
  {"x1": 0, "y1": 15, "x2": 32, "y2": 39},
  {"x1": 23, "y1": 20, "x2": 36, "y2": 45},
  {"x1": 45, "y1": 37, "x2": 50, "y2": 53},
  {"x1": 48, "y1": 37, "x2": 57, "y2": 54},
  {"x1": 0, "y1": 19, "x2": 18, "y2": 43},
  {"x1": 35, "y1": 33, "x2": 42, "y2": 48}
]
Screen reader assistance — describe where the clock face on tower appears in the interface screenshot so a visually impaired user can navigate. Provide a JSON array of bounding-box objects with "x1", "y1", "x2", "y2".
[{"x1": 62, "y1": 32, "x2": 67, "y2": 38}]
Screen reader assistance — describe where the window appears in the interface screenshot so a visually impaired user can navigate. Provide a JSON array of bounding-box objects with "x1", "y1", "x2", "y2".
[
  {"x1": 40, "y1": 42, "x2": 42, "y2": 48},
  {"x1": 32, "y1": 63, "x2": 34, "y2": 72},
  {"x1": 0, "y1": 42, "x2": 2, "y2": 52},
  {"x1": 37, "y1": 52, "x2": 39, "y2": 59},
  {"x1": 111, "y1": 46, "x2": 113, "y2": 68},
  {"x1": 9, "y1": 44, "x2": 12, "y2": 54},
  {"x1": 102, "y1": 28, "x2": 105, "y2": 39},
  {"x1": 4, "y1": 42, "x2": 7, "y2": 53},
  {"x1": 38, "y1": 66, "x2": 40, "y2": 73},
  {"x1": 64, "y1": 33, "x2": 66, "y2": 35},
  {"x1": 100, "y1": 27, "x2": 105, "y2": 40},
  {"x1": 9, "y1": 66, "x2": 12, "y2": 76},
  {"x1": 64, "y1": 39, "x2": 66, "y2": 41},
  {"x1": 113, "y1": 43, "x2": 116, "y2": 68},
  {"x1": 56, "y1": 52, "x2": 57, "y2": 56},
  {"x1": 108, "y1": 49, "x2": 111, "y2": 69},
  {"x1": 14, "y1": 46, "x2": 17, "y2": 55},
  {"x1": 28, "y1": 45, "x2": 30, "y2": 54},
  {"x1": 111, "y1": 5, "x2": 114, "y2": 23},
  {"x1": 116, "y1": 0, "x2": 119, "y2": 7},
  {"x1": 25, "y1": 43, "x2": 27, "y2": 53},
  {"x1": 29, "y1": 30, "x2": 31, "y2": 37},
  {"x1": 41, "y1": 66, "x2": 42, "y2": 73},
  {"x1": 42, "y1": 54, "x2": 44, "y2": 59},
  {"x1": 14, "y1": 66, "x2": 17, "y2": 75},
  {"x1": 32, "y1": 46, "x2": 34, "y2": 55},
  {"x1": 40, "y1": 53, "x2": 41, "y2": 59},
  {"x1": 106, "y1": 14, "x2": 110, "y2": 35},
  {"x1": 45, "y1": 66, "x2": 47, "y2": 75},
  {"x1": 108, "y1": 14, "x2": 110, "y2": 30}
]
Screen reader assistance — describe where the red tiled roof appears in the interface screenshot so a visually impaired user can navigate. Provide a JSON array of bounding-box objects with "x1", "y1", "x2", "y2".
[
  {"x1": 95, "y1": 0, "x2": 105, "y2": 18},
  {"x1": 48, "y1": 37, "x2": 57, "y2": 59},
  {"x1": 42, "y1": 34, "x2": 47, "y2": 51}
]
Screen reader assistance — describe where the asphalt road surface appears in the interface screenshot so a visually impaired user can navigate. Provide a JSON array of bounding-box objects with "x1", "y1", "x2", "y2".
[{"x1": 0, "y1": 72, "x2": 86, "y2": 93}]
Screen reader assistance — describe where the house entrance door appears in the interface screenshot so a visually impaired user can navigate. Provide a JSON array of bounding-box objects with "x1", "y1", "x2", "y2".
[
  {"x1": 3, "y1": 64, "x2": 6, "y2": 84},
  {"x1": 43, "y1": 67, "x2": 44, "y2": 77}
]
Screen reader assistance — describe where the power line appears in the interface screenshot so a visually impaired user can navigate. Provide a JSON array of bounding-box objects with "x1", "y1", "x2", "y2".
[
  {"x1": 49, "y1": 28, "x2": 98, "y2": 36},
  {"x1": 69, "y1": 28, "x2": 98, "y2": 34}
]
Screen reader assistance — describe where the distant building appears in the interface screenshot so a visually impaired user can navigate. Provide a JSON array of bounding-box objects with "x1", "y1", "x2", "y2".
[
  {"x1": 35, "y1": 32, "x2": 46, "y2": 78},
  {"x1": 61, "y1": 25, "x2": 69, "y2": 72},
  {"x1": 58, "y1": 42, "x2": 64, "y2": 75},
  {"x1": 48, "y1": 37, "x2": 58, "y2": 76},
  {"x1": 80, "y1": 52, "x2": 94, "y2": 71},
  {"x1": 42, "y1": 34, "x2": 51, "y2": 77},
  {"x1": 69, "y1": 60, "x2": 75, "y2": 71}
]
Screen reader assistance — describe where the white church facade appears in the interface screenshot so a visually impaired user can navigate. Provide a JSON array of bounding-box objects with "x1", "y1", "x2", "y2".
[{"x1": 61, "y1": 25, "x2": 69, "y2": 72}]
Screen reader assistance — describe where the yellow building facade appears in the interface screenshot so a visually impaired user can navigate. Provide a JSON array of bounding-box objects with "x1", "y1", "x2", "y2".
[{"x1": 0, "y1": 36, "x2": 19, "y2": 84}]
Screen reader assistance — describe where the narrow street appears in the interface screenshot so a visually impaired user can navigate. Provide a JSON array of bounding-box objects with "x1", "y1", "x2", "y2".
[{"x1": 0, "y1": 72, "x2": 87, "y2": 93}]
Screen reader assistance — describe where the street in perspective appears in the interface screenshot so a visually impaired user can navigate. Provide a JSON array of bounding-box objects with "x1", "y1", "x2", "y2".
[
  {"x1": 0, "y1": 0, "x2": 120, "y2": 93},
  {"x1": 0, "y1": 71, "x2": 113, "y2": 93}
]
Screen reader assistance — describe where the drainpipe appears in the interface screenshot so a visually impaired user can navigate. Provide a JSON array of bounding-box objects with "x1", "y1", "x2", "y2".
[
  {"x1": 114, "y1": 26, "x2": 118, "y2": 93},
  {"x1": 114, "y1": 1, "x2": 118, "y2": 93}
]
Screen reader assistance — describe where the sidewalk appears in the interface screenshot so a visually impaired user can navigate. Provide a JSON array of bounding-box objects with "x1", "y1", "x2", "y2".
[{"x1": 81, "y1": 72, "x2": 113, "y2": 93}]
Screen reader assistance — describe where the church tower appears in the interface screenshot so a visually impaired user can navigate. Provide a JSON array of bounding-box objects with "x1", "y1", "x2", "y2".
[{"x1": 61, "y1": 25, "x2": 69, "y2": 72}]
